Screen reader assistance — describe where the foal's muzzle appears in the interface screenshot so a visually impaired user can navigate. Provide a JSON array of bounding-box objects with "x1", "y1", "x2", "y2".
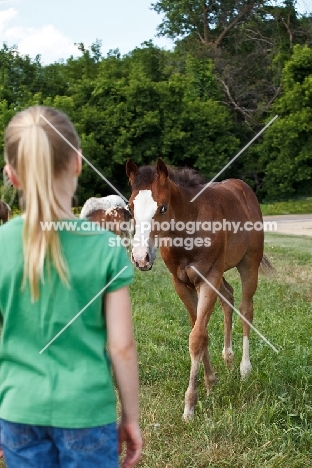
[{"x1": 131, "y1": 252, "x2": 153, "y2": 271}]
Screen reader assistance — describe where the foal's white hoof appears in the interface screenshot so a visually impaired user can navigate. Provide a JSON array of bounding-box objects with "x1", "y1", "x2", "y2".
[
  {"x1": 182, "y1": 409, "x2": 194, "y2": 422},
  {"x1": 240, "y1": 361, "x2": 252, "y2": 379},
  {"x1": 222, "y1": 348, "x2": 234, "y2": 367}
]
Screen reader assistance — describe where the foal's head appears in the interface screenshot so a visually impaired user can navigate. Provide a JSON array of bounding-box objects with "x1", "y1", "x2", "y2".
[{"x1": 126, "y1": 158, "x2": 172, "y2": 270}]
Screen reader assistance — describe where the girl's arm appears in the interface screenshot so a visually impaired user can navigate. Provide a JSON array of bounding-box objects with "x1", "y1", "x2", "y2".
[{"x1": 105, "y1": 286, "x2": 142, "y2": 468}]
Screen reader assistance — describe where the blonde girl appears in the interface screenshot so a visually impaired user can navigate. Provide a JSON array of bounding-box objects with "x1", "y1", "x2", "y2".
[{"x1": 0, "y1": 106, "x2": 142, "y2": 468}]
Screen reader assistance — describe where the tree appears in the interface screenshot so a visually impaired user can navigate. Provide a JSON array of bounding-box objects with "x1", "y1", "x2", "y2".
[
  {"x1": 67, "y1": 44, "x2": 239, "y2": 202},
  {"x1": 152, "y1": 0, "x2": 266, "y2": 47},
  {"x1": 152, "y1": 1, "x2": 312, "y2": 128},
  {"x1": 257, "y1": 45, "x2": 312, "y2": 199}
]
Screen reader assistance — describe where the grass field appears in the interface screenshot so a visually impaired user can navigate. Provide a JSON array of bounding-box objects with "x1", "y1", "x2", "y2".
[
  {"x1": 260, "y1": 199, "x2": 312, "y2": 216},
  {"x1": 126, "y1": 233, "x2": 311, "y2": 467},
  {"x1": 0, "y1": 234, "x2": 311, "y2": 468},
  {"x1": 3, "y1": 195, "x2": 311, "y2": 218}
]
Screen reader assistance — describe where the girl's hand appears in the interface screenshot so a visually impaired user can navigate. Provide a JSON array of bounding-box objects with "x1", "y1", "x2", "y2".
[{"x1": 118, "y1": 421, "x2": 142, "y2": 468}]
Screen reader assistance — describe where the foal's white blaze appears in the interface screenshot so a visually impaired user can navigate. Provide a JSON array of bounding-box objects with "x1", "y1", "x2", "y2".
[
  {"x1": 240, "y1": 336, "x2": 252, "y2": 378},
  {"x1": 132, "y1": 190, "x2": 157, "y2": 267}
]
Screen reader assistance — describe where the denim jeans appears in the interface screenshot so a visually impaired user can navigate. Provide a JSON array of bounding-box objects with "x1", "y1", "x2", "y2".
[{"x1": 0, "y1": 419, "x2": 118, "y2": 468}]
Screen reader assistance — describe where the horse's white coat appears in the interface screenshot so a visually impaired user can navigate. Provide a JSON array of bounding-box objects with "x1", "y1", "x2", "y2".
[
  {"x1": 240, "y1": 336, "x2": 252, "y2": 377},
  {"x1": 132, "y1": 190, "x2": 157, "y2": 266},
  {"x1": 80, "y1": 195, "x2": 126, "y2": 219}
]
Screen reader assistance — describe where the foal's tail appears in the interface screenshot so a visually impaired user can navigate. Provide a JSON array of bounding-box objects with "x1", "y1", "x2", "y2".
[{"x1": 259, "y1": 254, "x2": 276, "y2": 277}]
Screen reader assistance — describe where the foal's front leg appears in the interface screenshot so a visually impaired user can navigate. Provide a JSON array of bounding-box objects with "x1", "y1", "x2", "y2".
[
  {"x1": 171, "y1": 276, "x2": 200, "y2": 419},
  {"x1": 183, "y1": 281, "x2": 219, "y2": 420}
]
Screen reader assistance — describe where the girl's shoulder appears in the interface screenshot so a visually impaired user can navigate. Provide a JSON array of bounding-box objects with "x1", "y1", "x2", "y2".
[
  {"x1": 0, "y1": 217, "x2": 23, "y2": 264},
  {"x1": 59, "y1": 218, "x2": 123, "y2": 254},
  {"x1": 60, "y1": 218, "x2": 117, "y2": 239},
  {"x1": 0, "y1": 215, "x2": 23, "y2": 236}
]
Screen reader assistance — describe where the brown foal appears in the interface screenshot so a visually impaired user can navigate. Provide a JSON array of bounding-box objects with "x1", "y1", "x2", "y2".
[{"x1": 126, "y1": 158, "x2": 274, "y2": 420}]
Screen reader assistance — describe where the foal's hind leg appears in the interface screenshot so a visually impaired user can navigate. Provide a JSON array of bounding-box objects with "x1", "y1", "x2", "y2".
[
  {"x1": 219, "y1": 278, "x2": 234, "y2": 367},
  {"x1": 237, "y1": 260, "x2": 260, "y2": 378}
]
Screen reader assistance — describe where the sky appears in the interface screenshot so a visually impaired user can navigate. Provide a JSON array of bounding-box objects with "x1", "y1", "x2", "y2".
[
  {"x1": 0, "y1": 0, "x2": 310, "y2": 65},
  {"x1": 0, "y1": 0, "x2": 174, "y2": 64}
]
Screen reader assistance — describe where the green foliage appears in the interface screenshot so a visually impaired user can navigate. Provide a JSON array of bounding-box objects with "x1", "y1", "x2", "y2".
[
  {"x1": 257, "y1": 45, "x2": 312, "y2": 200},
  {"x1": 0, "y1": 13, "x2": 312, "y2": 205},
  {"x1": 152, "y1": 0, "x2": 271, "y2": 45},
  {"x1": 260, "y1": 198, "x2": 312, "y2": 215},
  {"x1": 0, "y1": 101, "x2": 15, "y2": 175}
]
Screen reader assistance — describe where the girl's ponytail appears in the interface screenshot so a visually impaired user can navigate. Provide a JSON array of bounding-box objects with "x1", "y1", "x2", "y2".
[{"x1": 5, "y1": 106, "x2": 80, "y2": 301}]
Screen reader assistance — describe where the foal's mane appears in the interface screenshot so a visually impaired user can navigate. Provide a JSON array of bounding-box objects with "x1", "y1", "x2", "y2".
[{"x1": 132, "y1": 165, "x2": 207, "y2": 189}]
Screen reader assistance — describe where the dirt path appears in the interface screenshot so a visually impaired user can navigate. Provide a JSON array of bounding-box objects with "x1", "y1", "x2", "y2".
[{"x1": 263, "y1": 214, "x2": 312, "y2": 237}]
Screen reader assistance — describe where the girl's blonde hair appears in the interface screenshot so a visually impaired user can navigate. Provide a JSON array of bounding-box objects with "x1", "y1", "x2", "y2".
[{"x1": 4, "y1": 106, "x2": 80, "y2": 300}]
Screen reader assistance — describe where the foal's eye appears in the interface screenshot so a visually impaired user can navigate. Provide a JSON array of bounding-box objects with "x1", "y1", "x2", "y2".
[{"x1": 159, "y1": 205, "x2": 167, "y2": 214}]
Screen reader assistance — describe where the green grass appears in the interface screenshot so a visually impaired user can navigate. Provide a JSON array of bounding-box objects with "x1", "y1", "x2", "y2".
[
  {"x1": 0, "y1": 235, "x2": 311, "y2": 468},
  {"x1": 260, "y1": 198, "x2": 312, "y2": 216},
  {"x1": 7, "y1": 197, "x2": 312, "y2": 217},
  {"x1": 127, "y1": 233, "x2": 311, "y2": 467}
]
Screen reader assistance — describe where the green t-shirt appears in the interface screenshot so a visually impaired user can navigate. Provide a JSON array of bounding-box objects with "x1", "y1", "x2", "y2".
[{"x1": 0, "y1": 216, "x2": 133, "y2": 428}]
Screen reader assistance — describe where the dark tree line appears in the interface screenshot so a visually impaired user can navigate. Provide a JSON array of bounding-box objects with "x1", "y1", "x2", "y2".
[{"x1": 0, "y1": 1, "x2": 311, "y2": 205}]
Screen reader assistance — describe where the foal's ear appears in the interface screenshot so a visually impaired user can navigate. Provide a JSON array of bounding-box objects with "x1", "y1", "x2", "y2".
[
  {"x1": 156, "y1": 158, "x2": 168, "y2": 186},
  {"x1": 126, "y1": 159, "x2": 138, "y2": 184}
]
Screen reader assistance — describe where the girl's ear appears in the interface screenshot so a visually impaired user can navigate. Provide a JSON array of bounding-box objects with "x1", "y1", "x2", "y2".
[{"x1": 4, "y1": 164, "x2": 21, "y2": 188}]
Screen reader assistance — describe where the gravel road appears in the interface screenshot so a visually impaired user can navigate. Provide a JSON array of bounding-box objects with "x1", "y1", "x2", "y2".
[{"x1": 263, "y1": 214, "x2": 312, "y2": 237}]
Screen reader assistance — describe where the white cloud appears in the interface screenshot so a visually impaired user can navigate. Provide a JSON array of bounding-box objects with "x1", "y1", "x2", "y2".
[
  {"x1": 1, "y1": 7, "x2": 79, "y2": 63},
  {"x1": 5, "y1": 24, "x2": 78, "y2": 63},
  {"x1": 0, "y1": 7, "x2": 18, "y2": 32}
]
